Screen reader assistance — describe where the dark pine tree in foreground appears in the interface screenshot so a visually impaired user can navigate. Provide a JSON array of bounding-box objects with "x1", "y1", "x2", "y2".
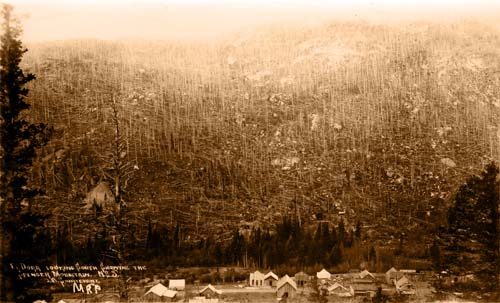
[
  {"x1": 439, "y1": 162, "x2": 499, "y2": 291},
  {"x1": 0, "y1": 4, "x2": 52, "y2": 302}
]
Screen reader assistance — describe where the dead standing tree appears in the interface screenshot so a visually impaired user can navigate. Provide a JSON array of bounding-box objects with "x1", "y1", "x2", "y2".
[{"x1": 105, "y1": 96, "x2": 135, "y2": 299}]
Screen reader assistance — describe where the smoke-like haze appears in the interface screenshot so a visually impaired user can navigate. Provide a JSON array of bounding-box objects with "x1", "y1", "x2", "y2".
[{"x1": 8, "y1": 0, "x2": 500, "y2": 42}]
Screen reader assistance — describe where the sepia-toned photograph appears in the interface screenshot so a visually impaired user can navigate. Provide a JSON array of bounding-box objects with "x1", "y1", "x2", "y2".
[{"x1": 0, "y1": 0, "x2": 499, "y2": 302}]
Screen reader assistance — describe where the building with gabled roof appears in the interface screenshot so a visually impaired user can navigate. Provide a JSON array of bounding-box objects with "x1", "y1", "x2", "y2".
[
  {"x1": 395, "y1": 276, "x2": 416, "y2": 295},
  {"x1": 351, "y1": 270, "x2": 377, "y2": 297},
  {"x1": 385, "y1": 267, "x2": 405, "y2": 284},
  {"x1": 264, "y1": 271, "x2": 279, "y2": 287},
  {"x1": 316, "y1": 268, "x2": 331, "y2": 280},
  {"x1": 249, "y1": 270, "x2": 265, "y2": 287},
  {"x1": 168, "y1": 279, "x2": 186, "y2": 291},
  {"x1": 199, "y1": 284, "x2": 222, "y2": 298},
  {"x1": 353, "y1": 269, "x2": 376, "y2": 284},
  {"x1": 327, "y1": 283, "x2": 354, "y2": 297},
  {"x1": 359, "y1": 269, "x2": 375, "y2": 280},
  {"x1": 144, "y1": 283, "x2": 178, "y2": 302},
  {"x1": 294, "y1": 271, "x2": 309, "y2": 287},
  {"x1": 395, "y1": 276, "x2": 409, "y2": 288},
  {"x1": 276, "y1": 275, "x2": 297, "y2": 299}
]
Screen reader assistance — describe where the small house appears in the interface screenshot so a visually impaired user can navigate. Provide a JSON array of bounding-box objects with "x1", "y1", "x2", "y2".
[
  {"x1": 328, "y1": 283, "x2": 354, "y2": 297},
  {"x1": 199, "y1": 284, "x2": 222, "y2": 298},
  {"x1": 294, "y1": 271, "x2": 309, "y2": 287},
  {"x1": 169, "y1": 279, "x2": 186, "y2": 291},
  {"x1": 249, "y1": 270, "x2": 265, "y2": 287},
  {"x1": 144, "y1": 283, "x2": 178, "y2": 302},
  {"x1": 395, "y1": 276, "x2": 416, "y2": 295},
  {"x1": 359, "y1": 270, "x2": 375, "y2": 280},
  {"x1": 385, "y1": 267, "x2": 402, "y2": 284},
  {"x1": 352, "y1": 270, "x2": 377, "y2": 297},
  {"x1": 316, "y1": 268, "x2": 331, "y2": 280},
  {"x1": 276, "y1": 275, "x2": 297, "y2": 299},
  {"x1": 354, "y1": 269, "x2": 376, "y2": 283},
  {"x1": 264, "y1": 271, "x2": 279, "y2": 287},
  {"x1": 352, "y1": 283, "x2": 377, "y2": 297}
]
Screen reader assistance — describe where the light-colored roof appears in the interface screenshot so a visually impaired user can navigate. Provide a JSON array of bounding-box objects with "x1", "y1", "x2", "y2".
[
  {"x1": 200, "y1": 284, "x2": 222, "y2": 295},
  {"x1": 169, "y1": 279, "x2": 186, "y2": 290},
  {"x1": 277, "y1": 275, "x2": 297, "y2": 291},
  {"x1": 395, "y1": 276, "x2": 410, "y2": 289},
  {"x1": 386, "y1": 267, "x2": 398, "y2": 274},
  {"x1": 328, "y1": 284, "x2": 354, "y2": 297},
  {"x1": 264, "y1": 271, "x2": 278, "y2": 281},
  {"x1": 359, "y1": 269, "x2": 375, "y2": 279},
  {"x1": 316, "y1": 268, "x2": 331, "y2": 279},
  {"x1": 145, "y1": 283, "x2": 178, "y2": 298},
  {"x1": 342, "y1": 286, "x2": 355, "y2": 297},
  {"x1": 327, "y1": 282, "x2": 349, "y2": 292}
]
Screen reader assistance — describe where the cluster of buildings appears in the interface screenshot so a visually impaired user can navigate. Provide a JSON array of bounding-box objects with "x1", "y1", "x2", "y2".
[
  {"x1": 248, "y1": 271, "x2": 299, "y2": 299},
  {"x1": 318, "y1": 267, "x2": 417, "y2": 298},
  {"x1": 144, "y1": 279, "x2": 186, "y2": 302},
  {"x1": 247, "y1": 267, "x2": 417, "y2": 300},
  {"x1": 138, "y1": 267, "x2": 417, "y2": 302},
  {"x1": 385, "y1": 267, "x2": 417, "y2": 295},
  {"x1": 144, "y1": 279, "x2": 224, "y2": 303}
]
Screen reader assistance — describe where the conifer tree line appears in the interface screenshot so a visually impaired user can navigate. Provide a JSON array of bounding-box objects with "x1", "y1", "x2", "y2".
[
  {"x1": 433, "y1": 162, "x2": 499, "y2": 292},
  {"x1": 32, "y1": 216, "x2": 363, "y2": 269},
  {"x1": 0, "y1": 3, "x2": 52, "y2": 302},
  {"x1": 226, "y1": 217, "x2": 362, "y2": 269}
]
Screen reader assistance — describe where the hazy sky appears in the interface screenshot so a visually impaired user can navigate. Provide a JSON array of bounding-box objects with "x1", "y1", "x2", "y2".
[{"x1": 6, "y1": 0, "x2": 500, "y2": 42}]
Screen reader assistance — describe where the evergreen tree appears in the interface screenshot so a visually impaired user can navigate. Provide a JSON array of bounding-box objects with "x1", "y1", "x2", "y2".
[
  {"x1": 214, "y1": 242, "x2": 224, "y2": 265},
  {"x1": 321, "y1": 222, "x2": 331, "y2": 251},
  {"x1": 173, "y1": 223, "x2": 181, "y2": 250},
  {"x1": 145, "y1": 219, "x2": 153, "y2": 250},
  {"x1": 330, "y1": 225, "x2": 338, "y2": 246},
  {"x1": 355, "y1": 220, "x2": 362, "y2": 240},
  {"x1": 227, "y1": 229, "x2": 244, "y2": 265},
  {"x1": 337, "y1": 218, "x2": 346, "y2": 245},
  {"x1": 430, "y1": 238, "x2": 441, "y2": 270},
  {"x1": 368, "y1": 246, "x2": 377, "y2": 263},
  {"x1": 329, "y1": 243, "x2": 342, "y2": 266},
  {"x1": 441, "y1": 162, "x2": 499, "y2": 291},
  {"x1": 0, "y1": 4, "x2": 52, "y2": 302}
]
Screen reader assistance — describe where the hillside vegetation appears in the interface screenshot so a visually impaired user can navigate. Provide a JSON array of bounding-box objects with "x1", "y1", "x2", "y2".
[{"x1": 21, "y1": 20, "x2": 499, "y2": 261}]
